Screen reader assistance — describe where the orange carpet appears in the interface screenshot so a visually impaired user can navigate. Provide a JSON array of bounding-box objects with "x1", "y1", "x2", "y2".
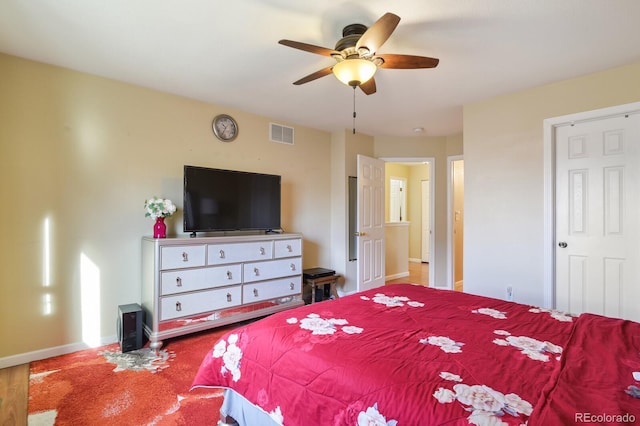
[{"x1": 27, "y1": 324, "x2": 243, "y2": 425}]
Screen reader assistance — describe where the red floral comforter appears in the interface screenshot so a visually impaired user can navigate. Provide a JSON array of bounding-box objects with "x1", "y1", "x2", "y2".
[{"x1": 192, "y1": 284, "x2": 640, "y2": 425}]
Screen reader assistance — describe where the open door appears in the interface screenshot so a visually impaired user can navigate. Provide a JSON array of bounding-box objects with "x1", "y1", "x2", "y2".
[{"x1": 357, "y1": 155, "x2": 385, "y2": 291}]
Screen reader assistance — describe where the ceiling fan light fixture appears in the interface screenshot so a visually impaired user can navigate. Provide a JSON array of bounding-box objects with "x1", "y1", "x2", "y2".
[{"x1": 332, "y1": 59, "x2": 377, "y2": 87}]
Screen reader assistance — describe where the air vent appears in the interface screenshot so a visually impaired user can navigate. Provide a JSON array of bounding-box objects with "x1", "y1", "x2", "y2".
[{"x1": 270, "y1": 123, "x2": 294, "y2": 145}]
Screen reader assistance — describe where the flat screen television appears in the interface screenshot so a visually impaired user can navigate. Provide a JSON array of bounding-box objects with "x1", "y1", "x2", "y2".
[{"x1": 183, "y1": 165, "x2": 281, "y2": 234}]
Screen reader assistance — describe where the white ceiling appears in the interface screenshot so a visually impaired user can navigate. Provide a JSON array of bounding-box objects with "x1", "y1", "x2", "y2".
[{"x1": 1, "y1": 0, "x2": 639, "y2": 137}]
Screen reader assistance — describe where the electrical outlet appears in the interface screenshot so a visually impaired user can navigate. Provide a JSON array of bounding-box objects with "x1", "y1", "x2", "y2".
[{"x1": 506, "y1": 286, "x2": 513, "y2": 301}]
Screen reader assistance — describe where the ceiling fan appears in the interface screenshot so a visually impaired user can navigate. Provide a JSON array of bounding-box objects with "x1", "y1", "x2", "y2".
[{"x1": 279, "y1": 12, "x2": 439, "y2": 95}]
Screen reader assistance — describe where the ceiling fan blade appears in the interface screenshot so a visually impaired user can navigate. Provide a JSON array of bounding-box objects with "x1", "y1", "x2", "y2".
[
  {"x1": 278, "y1": 39, "x2": 338, "y2": 57},
  {"x1": 292, "y1": 66, "x2": 334, "y2": 85},
  {"x1": 359, "y1": 78, "x2": 377, "y2": 95},
  {"x1": 355, "y1": 12, "x2": 400, "y2": 54},
  {"x1": 378, "y1": 54, "x2": 440, "y2": 69}
]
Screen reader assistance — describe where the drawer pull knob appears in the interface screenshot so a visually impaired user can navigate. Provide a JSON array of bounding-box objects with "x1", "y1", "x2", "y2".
[
  {"x1": 219, "y1": 249, "x2": 225, "y2": 259},
  {"x1": 290, "y1": 282, "x2": 295, "y2": 290},
  {"x1": 182, "y1": 252, "x2": 189, "y2": 262},
  {"x1": 259, "y1": 247, "x2": 265, "y2": 255},
  {"x1": 254, "y1": 267, "x2": 259, "y2": 276},
  {"x1": 286, "y1": 244, "x2": 292, "y2": 252},
  {"x1": 226, "y1": 293, "x2": 232, "y2": 302},
  {"x1": 290, "y1": 263, "x2": 296, "y2": 271},
  {"x1": 176, "y1": 277, "x2": 182, "y2": 287},
  {"x1": 253, "y1": 288, "x2": 259, "y2": 297},
  {"x1": 175, "y1": 301, "x2": 182, "y2": 312},
  {"x1": 226, "y1": 270, "x2": 233, "y2": 280}
]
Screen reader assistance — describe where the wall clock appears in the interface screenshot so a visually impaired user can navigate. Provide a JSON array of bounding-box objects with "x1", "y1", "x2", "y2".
[{"x1": 212, "y1": 114, "x2": 238, "y2": 142}]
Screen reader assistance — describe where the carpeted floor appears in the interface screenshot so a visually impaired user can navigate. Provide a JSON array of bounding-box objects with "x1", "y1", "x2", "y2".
[{"x1": 27, "y1": 324, "x2": 243, "y2": 425}]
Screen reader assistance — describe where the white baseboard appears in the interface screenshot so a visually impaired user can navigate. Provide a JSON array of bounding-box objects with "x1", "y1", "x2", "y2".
[
  {"x1": 0, "y1": 334, "x2": 118, "y2": 369},
  {"x1": 385, "y1": 271, "x2": 410, "y2": 281},
  {"x1": 409, "y1": 258, "x2": 423, "y2": 263}
]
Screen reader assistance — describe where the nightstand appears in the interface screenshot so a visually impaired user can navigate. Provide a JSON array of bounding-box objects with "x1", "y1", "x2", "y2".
[{"x1": 304, "y1": 274, "x2": 340, "y2": 303}]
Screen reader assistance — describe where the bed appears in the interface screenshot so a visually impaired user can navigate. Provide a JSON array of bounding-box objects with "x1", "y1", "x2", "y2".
[{"x1": 192, "y1": 284, "x2": 640, "y2": 425}]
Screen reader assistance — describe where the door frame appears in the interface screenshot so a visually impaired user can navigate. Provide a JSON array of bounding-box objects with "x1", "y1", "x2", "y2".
[
  {"x1": 381, "y1": 157, "x2": 435, "y2": 286},
  {"x1": 447, "y1": 155, "x2": 464, "y2": 290},
  {"x1": 542, "y1": 101, "x2": 640, "y2": 309},
  {"x1": 421, "y1": 179, "x2": 431, "y2": 263}
]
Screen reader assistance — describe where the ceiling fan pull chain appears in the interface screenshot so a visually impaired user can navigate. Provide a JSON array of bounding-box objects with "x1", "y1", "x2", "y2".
[{"x1": 353, "y1": 86, "x2": 357, "y2": 134}]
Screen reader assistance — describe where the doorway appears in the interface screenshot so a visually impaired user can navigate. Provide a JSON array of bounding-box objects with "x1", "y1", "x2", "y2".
[{"x1": 382, "y1": 157, "x2": 435, "y2": 286}]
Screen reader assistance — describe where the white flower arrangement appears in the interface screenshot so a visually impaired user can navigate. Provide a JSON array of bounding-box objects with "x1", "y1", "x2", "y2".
[{"x1": 144, "y1": 197, "x2": 177, "y2": 219}]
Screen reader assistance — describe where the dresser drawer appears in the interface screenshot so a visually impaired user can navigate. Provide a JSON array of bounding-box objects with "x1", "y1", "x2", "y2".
[
  {"x1": 274, "y1": 238, "x2": 302, "y2": 258},
  {"x1": 207, "y1": 241, "x2": 273, "y2": 265},
  {"x1": 243, "y1": 257, "x2": 302, "y2": 283},
  {"x1": 243, "y1": 276, "x2": 302, "y2": 304},
  {"x1": 160, "y1": 286, "x2": 242, "y2": 321},
  {"x1": 160, "y1": 245, "x2": 206, "y2": 270},
  {"x1": 161, "y1": 264, "x2": 242, "y2": 296}
]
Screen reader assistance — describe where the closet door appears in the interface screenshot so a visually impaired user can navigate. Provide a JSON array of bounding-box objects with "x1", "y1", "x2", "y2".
[{"x1": 555, "y1": 112, "x2": 640, "y2": 322}]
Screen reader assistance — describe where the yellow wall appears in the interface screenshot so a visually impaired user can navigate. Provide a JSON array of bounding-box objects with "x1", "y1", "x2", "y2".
[
  {"x1": 384, "y1": 223, "x2": 409, "y2": 279},
  {"x1": 464, "y1": 62, "x2": 640, "y2": 305},
  {"x1": 0, "y1": 53, "x2": 333, "y2": 359}
]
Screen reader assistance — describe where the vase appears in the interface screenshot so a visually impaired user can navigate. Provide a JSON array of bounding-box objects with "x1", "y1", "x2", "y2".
[{"x1": 153, "y1": 217, "x2": 167, "y2": 238}]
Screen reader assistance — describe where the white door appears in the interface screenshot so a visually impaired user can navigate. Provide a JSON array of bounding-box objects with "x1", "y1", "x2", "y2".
[
  {"x1": 357, "y1": 155, "x2": 385, "y2": 291},
  {"x1": 389, "y1": 177, "x2": 406, "y2": 222},
  {"x1": 555, "y1": 112, "x2": 640, "y2": 322},
  {"x1": 421, "y1": 179, "x2": 431, "y2": 262}
]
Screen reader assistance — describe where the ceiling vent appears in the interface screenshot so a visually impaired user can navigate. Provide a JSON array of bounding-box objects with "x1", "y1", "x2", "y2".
[{"x1": 270, "y1": 123, "x2": 294, "y2": 145}]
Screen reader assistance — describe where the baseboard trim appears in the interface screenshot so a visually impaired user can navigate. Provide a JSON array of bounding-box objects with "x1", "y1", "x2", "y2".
[
  {"x1": 0, "y1": 335, "x2": 117, "y2": 369},
  {"x1": 385, "y1": 271, "x2": 410, "y2": 281}
]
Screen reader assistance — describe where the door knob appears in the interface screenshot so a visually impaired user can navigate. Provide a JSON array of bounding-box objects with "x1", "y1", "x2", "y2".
[{"x1": 558, "y1": 241, "x2": 568, "y2": 248}]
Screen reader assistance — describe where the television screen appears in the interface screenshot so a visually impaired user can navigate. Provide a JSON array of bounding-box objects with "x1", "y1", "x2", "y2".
[{"x1": 183, "y1": 165, "x2": 281, "y2": 233}]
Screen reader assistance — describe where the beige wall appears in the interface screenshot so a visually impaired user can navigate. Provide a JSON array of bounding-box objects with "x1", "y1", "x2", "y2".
[
  {"x1": 384, "y1": 223, "x2": 409, "y2": 279},
  {"x1": 7, "y1": 48, "x2": 636, "y2": 364},
  {"x1": 464, "y1": 62, "x2": 640, "y2": 305},
  {"x1": 0, "y1": 53, "x2": 333, "y2": 360}
]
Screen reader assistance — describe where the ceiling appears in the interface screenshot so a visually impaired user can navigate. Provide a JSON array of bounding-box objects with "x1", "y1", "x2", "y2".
[{"x1": 1, "y1": 1, "x2": 639, "y2": 138}]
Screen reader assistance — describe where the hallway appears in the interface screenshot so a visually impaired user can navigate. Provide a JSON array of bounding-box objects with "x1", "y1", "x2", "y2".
[
  {"x1": 386, "y1": 261, "x2": 429, "y2": 286},
  {"x1": 385, "y1": 262, "x2": 463, "y2": 291}
]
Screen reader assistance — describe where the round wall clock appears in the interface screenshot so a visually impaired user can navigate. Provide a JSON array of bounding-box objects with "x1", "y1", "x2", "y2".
[{"x1": 212, "y1": 114, "x2": 238, "y2": 142}]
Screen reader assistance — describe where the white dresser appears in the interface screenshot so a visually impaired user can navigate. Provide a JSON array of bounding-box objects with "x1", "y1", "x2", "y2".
[{"x1": 141, "y1": 233, "x2": 303, "y2": 350}]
